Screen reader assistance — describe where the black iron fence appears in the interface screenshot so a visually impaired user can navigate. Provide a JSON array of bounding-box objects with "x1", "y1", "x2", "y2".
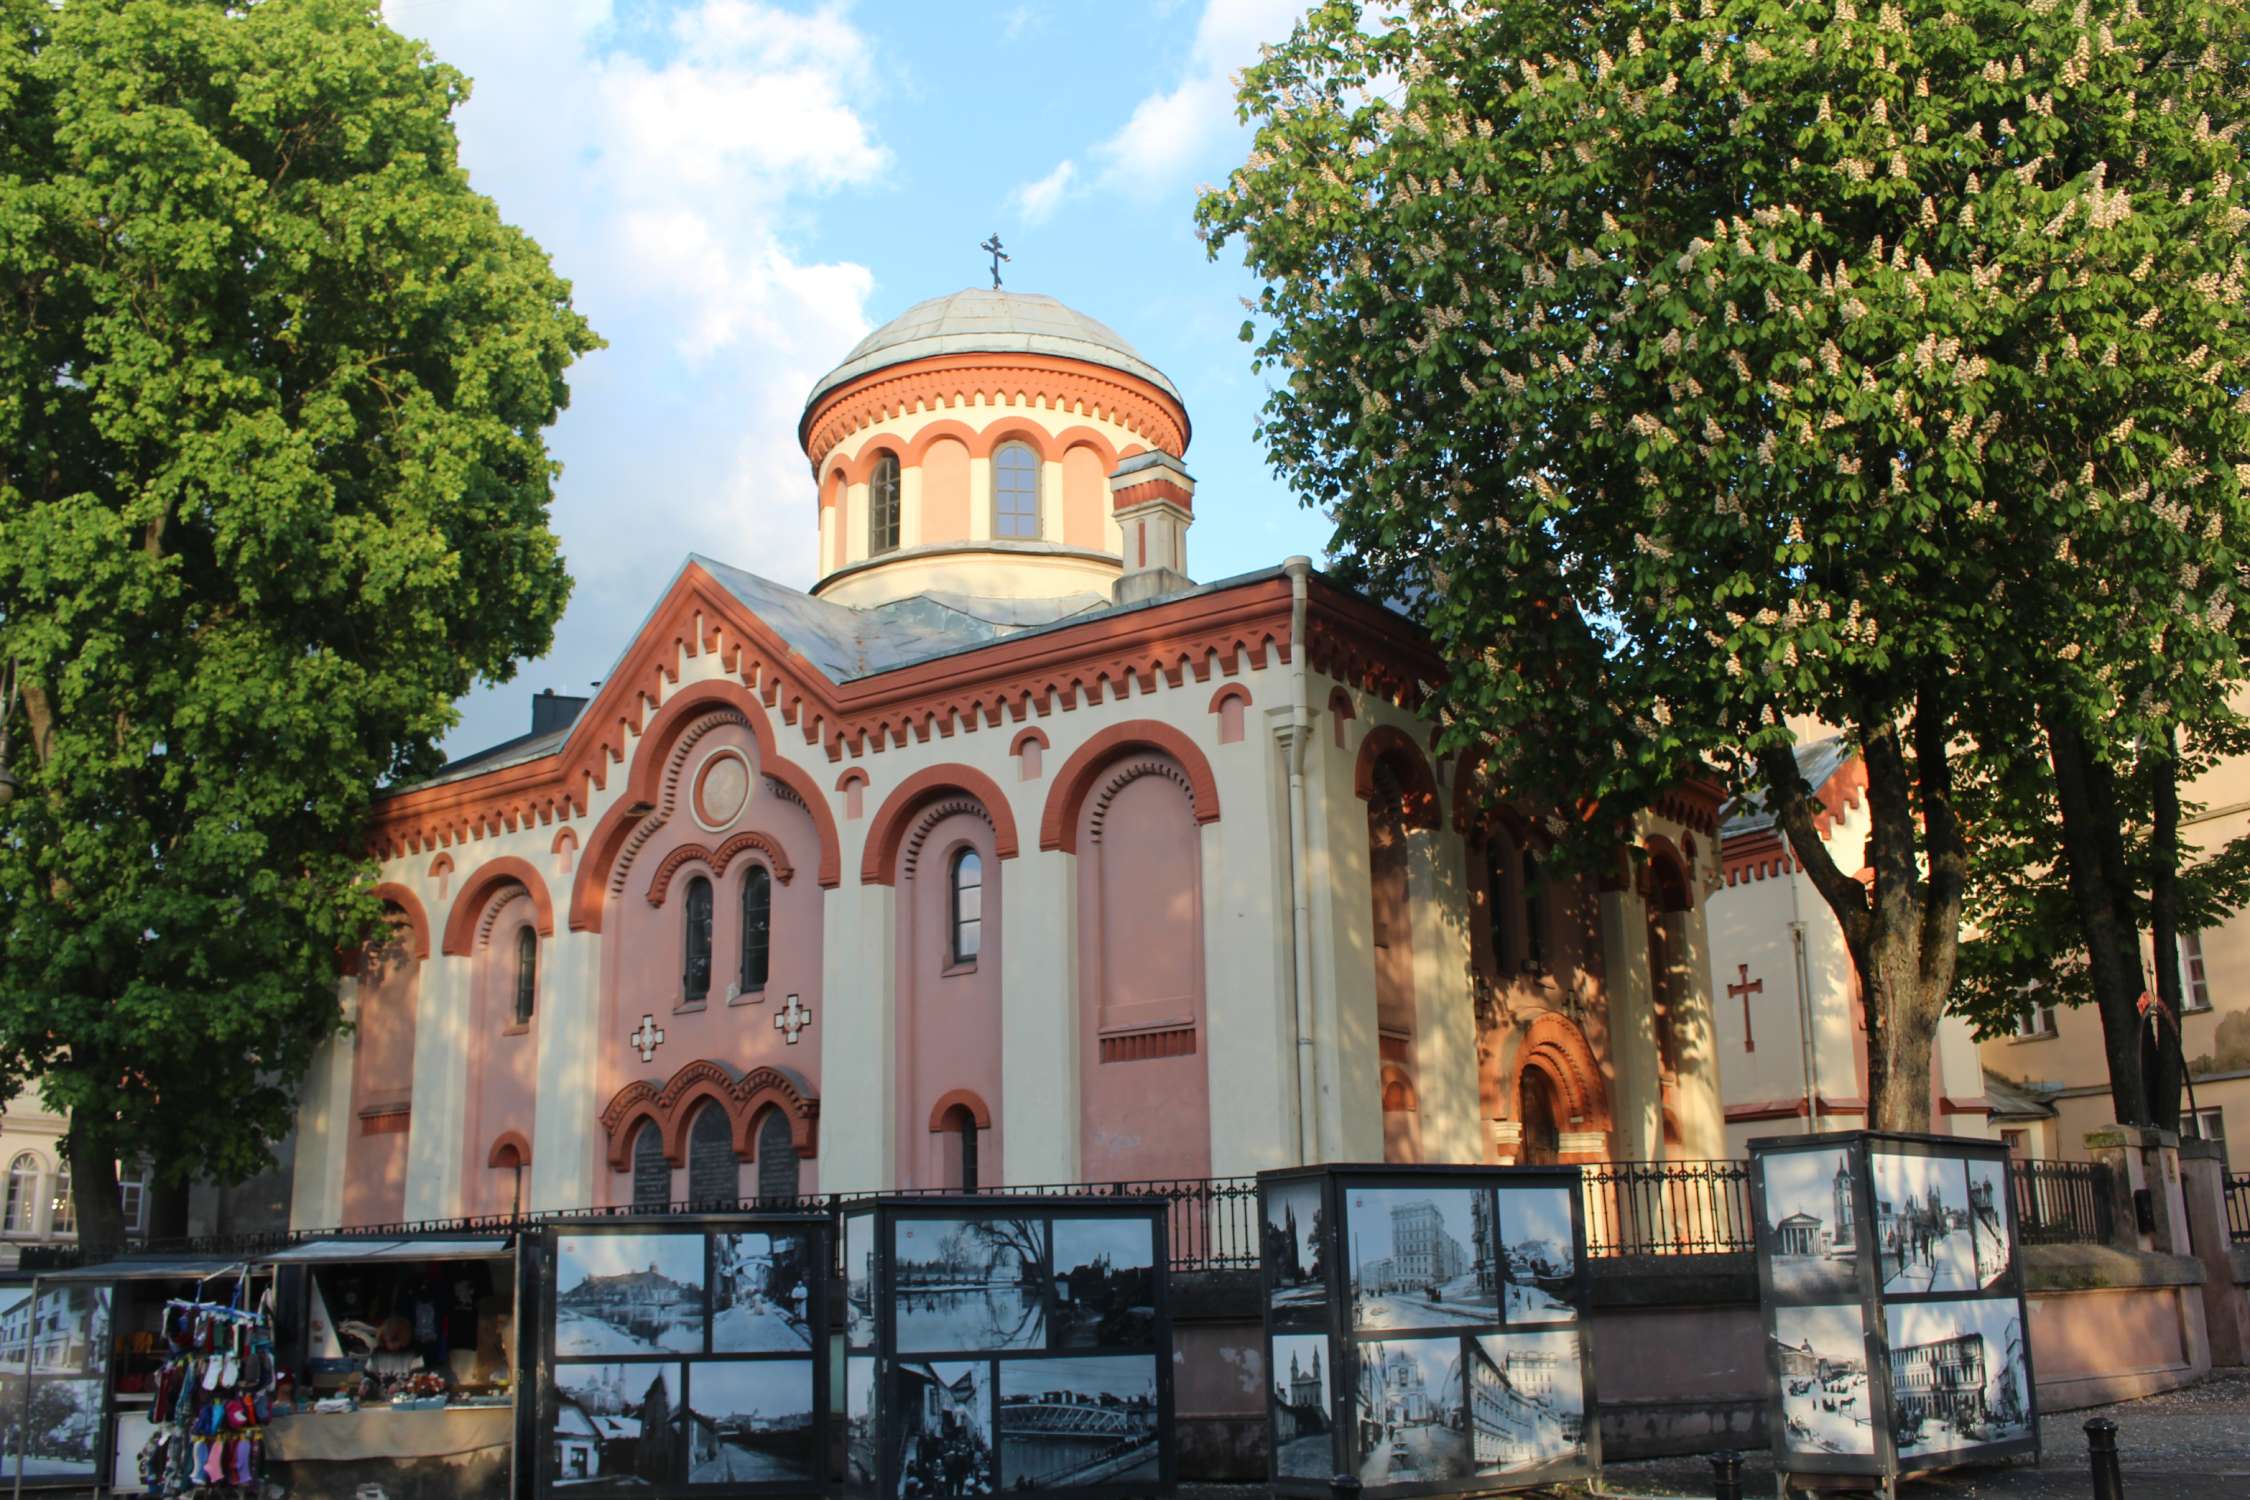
[
  {"x1": 2010, "y1": 1158, "x2": 2116, "y2": 1246},
  {"x1": 2226, "y1": 1174, "x2": 2250, "y2": 1245},
  {"x1": 1580, "y1": 1158, "x2": 1756, "y2": 1257}
]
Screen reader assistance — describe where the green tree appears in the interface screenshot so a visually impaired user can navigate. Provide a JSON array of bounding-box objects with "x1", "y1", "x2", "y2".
[
  {"x1": 0, "y1": 0, "x2": 596, "y2": 1253},
  {"x1": 1198, "y1": 0, "x2": 2250, "y2": 1128}
]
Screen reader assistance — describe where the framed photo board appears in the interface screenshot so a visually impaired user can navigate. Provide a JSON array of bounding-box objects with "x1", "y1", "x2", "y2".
[
  {"x1": 532, "y1": 1214, "x2": 830, "y2": 1497},
  {"x1": 841, "y1": 1195, "x2": 1174, "y2": 1500},
  {"x1": 2, "y1": 1278, "x2": 112, "y2": 1490},
  {"x1": 1258, "y1": 1165, "x2": 1598, "y2": 1499},
  {"x1": 1750, "y1": 1131, "x2": 2038, "y2": 1494}
]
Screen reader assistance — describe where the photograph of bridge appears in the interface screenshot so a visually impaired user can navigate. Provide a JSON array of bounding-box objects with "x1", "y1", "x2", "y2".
[
  {"x1": 1771, "y1": 1304, "x2": 1873, "y2": 1457},
  {"x1": 1264, "y1": 1178, "x2": 1328, "y2": 1319},
  {"x1": 1269, "y1": 1333, "x2": 1331, "y2": 1479},
  {"x1": 1468, "y1": 1330, "x2": 1586, "y2": 1474},
  {"x1": 896, "y1": 1217, "x2": 1049, "y2": 1354},
  {"x1": 998, "y1": 1354, "x2": 1159, "y2": 1488},
  {"x1": 556, "y1": 1232, "x2": 708, "y2": 1356},
  {"x1": 892, "y1": 1360, "x2": 994, "y2": 1497},
  {"x1": 1050, "y1": 1217, "x2": 1156, "y2": 1349},
  {"x1": 847, "y1": 1355, "x2": 877, "y2": 1489},
  {"x1": 1872, "y1": 1153, "x2": 1978, "y2": 1295},
  {"x1": 1495, "y1": 1186, "x2": 1577, "y2": 1324},
  {"x1": 1759, "y1": 1147, "x2": 1859, "y2": 1304},
  {"x1": 1353, "y1": 1336, "x2": 1470, "y2": 1485},
  {"x1": 712, "y1": 1230, "x2": 814, "y2": 1352},
  {"x1": 1346, "y1": 1186, "x2": 1498, "y2": 1331},
  {"x1": 681, "y1": 1359, "x2": 816, "y2": 1483}
]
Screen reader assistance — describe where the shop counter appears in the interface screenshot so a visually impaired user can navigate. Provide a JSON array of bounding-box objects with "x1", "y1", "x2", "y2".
[{"x1": 266, "y1": 1402, "x2": 513, "y2": 1461}]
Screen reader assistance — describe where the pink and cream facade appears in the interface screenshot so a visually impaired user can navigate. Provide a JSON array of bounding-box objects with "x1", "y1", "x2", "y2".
[{"x1": 288, "y1": 291, "x2": 1732, "y2": 1230}]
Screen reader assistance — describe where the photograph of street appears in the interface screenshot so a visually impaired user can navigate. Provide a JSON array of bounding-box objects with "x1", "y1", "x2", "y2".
[
  {"x1": 0, "y1": 1377, "x2": 101, "y2": 1478},
  {"x1": 1495, "y1": 1186, "x2": 1577, "y2": 1324},
  {"x1": 1264, "y1": 1179, "x2": 1328, "y2": 1318},
  {"x1": 1759, "y1": 1147, "x2": 1859, "y2": 1304},
  {"x1": 0, "y1": 1286, "x2": 108, "y2": 1377},
  {"x1": 896, "y1": 1217, "x2": 1048, "y2": 1353},
  {"x1": 1049, "y1": 1217, "x2": 1156, "y2": 1348},
  {"x1": 712, "y1": 1230, "x2": 814, "y2": 1351},
  {"x1": 848, "y1": 1213, "x2": 876, "y2": 1347},
  {"x1": 1965, "y1": 1157, "x2": 2014, "y2": 1290},
  {"x1": 553, "y1": 1361, "x2": 685, "y2": 1487},
  {"x1": 1353, "y1": 1336, "x2": 1470, "y2": 1486},
  {"x1": 1771, "y1": 1304, "x2": 1874, "y2": 1456},
  {"x1": 892, "y1": 1360, "x2": 995, "y2": 1497},
  {"x1": 1468, "y1": 1330, "x2": 1586, "y2": 1474},
  {"x1": 1269, "y1": 1333, "x2": 1332, "y2": 1480},
  {"x1": 681, "y1": 1359, "x2": 816, "y2": 1482},
  {"x1": 1872, "y1": 1153, "x2": 1979, "y2": 1295},
  {"x1": 847, "y1": 1355, "x2": 877, "y2": 1489},
  {"x1": 1346, "y1": 1185, "x2": 1499, "y2": 1331},
  {"x1": 999, "y1": 1354, "x2": 1159, "y2": 1488},
  {"x1": 1886, "y1": 1297, "x2": 2033, "y2": 1459},
  {"x1": 556, "y1": 1232, "x2": 708, "y2": 1355}
]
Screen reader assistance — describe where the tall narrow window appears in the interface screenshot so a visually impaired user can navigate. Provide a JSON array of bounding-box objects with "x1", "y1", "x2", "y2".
[
  {"x1": 49, "y1": 1164, "x2": 73, "y2": 1237},
  {"x1": 1486, "y1": 837, "x2": 1519, "y2": 974},
  {"x1": 1521, "y1": 849, "x2": 1547, "y2": 972},
  {"x1": 739, "y1": 865, "x2": 772, "y2": 994},
  {"x1": 869, "y1": 453, "x2": 901, "y2": 555},
  {"x1": 683, "y1": 875, "x2": 714, "y2": 1003},
  {"x1": 118, "y1": 1162, "x2": 148, "y2": 1233},
  {"x1": 756, "y1": 1109, "x2": 799, "y2": 1200},
  {"x1": 513, "y1": 926, "x2": 538, "y2": 1026},
  {"x1": 949, "y1": 849, "x2": 982, "y2": 966},
  {"x1": 958, "y1": 1111, "x2": 980, "y2": 1193},
  {"x1": 3, "y1": 1155, "x2": 36, "y2": 1233},
  {"x1": 993, "y1": 442, "x2": 1041, "y2": 539},
  {"x1": 687, "y1": 1103, "x2": 735, "y2": 1205},
  {"x1": 631, "y1": 1123, "x2": 668, "y2": 1212},
  {"x1": 2181, "y1": 933, "x2": 2212, "y2": 1012}
]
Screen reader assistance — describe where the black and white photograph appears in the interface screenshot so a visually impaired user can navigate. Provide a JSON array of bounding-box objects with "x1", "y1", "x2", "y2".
[
  {"x1": 892, "y1": 1360, "x2": 994, "y2": 1498},
  {"x1": 896, "y1": 1217, "x2": 1048, "y2": 1353},
  {"x1": 0, "y1": 1377, "x2": 101, "y2": 1478},
  {"x1": 712, "y1": 1231, "x2": 814, "y2": 1352},
  {"x1": 1886, "y1": 1297, "x2": 2034, "y2": 1458},
  {"x1": 1049, "y1": 1217, "x2": 1156, "y2": 1349},
  {"x1": 0, "y1": 1290, "x2": 31, "y2": 1373},
  {"x1": 1467, "y1": 1331, "x2": 1587, "y2": 1475},
  {"x1": 1353, "y1": 1336, "x2": 1470, "y2": 1486},
  {"x1": 557, "y1": 1232, "x2": 708, "y2": 1355},
  {"x1": 1264, "y1": 1179, "x2": 1328, "y2": 1318},
  {"x1": 681, "y1": 1359, "x2": 816, "y2": 1483},
  {"x1": 999, "y1": 1355, "x2": 1159, "y2": 1488},
  {"x1": 1872, "y1": 1153, "x2": 1978, "y2": 1295},
  {"x1": 1269, "y1": 1333, "x2": 1332, "y2": 1480},
  {"x1": 1965, "y1": 1157, "x2": 2014, "y2": 1290},
  {"x1": 1771, "y1": 1304, "x2": 1874, "y2": 1457},
  {"x1": 847, "y1": 1356, "x2": 878, "y2": 1489},
  {"x1": 553, "y1": 1362, "x2": 685, "y2": 1487},
  {"x1": 1495, "y1": 1186, "x2": 1577, "y2": 1324},
  {"x1": 0, "y1": 1286, "x2": 108, "y2": 1376},
  {"x1": 1345, "y1": 1185, "x2": 1499, "y2": 1331},
  {"x1": 847, "y1": 1213, "x2": 876, "y2": 1346},
  {"x1": 1758, "y1": 1148, "x2": 1860, "y2": 1303}
]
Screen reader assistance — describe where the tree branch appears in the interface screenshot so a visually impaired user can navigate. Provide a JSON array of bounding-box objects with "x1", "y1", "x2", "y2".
[{"x1": 1756, "y1": 738, "x2": 1873, "y2": 950}]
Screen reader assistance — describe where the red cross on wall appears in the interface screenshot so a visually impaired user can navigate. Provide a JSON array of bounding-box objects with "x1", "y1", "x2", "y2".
[{"x1": 1728, "y1": 964, "x2": 1764, "y2": 1052}]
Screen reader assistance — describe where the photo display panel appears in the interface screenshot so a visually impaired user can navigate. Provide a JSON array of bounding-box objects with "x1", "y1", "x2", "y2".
[
  {"x1": 1750, "y1": 1131, "x2": 2038, "y2": 1487},
  {"x1": 535, "y1": 1214, "x2": 829, "y2": 1498},
  {"x1": 858, "y1": 1196, "x2": 1173, "y2": 1500},
  {"x1": 1258, "y1": 1165, "x2": 1599, "y2": 1499},
  {"x1": 4, "y1": 1280, "x2": 112, "y2": 1489}
]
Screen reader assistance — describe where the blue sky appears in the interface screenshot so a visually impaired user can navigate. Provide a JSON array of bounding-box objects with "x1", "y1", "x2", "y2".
[{"x1": 378, "y1": 0, "x2": 1330, "y2": 757}]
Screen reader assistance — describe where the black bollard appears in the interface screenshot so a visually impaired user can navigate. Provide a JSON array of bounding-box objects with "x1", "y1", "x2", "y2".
[
  {"x1": 1708, "y1": 1448, "x2": 1745, "y2": 1500},
  {"x1": 2085, "y1": 1417, "x2": 2124, "y2": 1500}
]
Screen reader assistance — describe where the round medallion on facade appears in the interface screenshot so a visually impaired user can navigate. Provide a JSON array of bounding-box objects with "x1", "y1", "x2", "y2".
[{"x1": 691, "y1": 748, "x2": 753, "y2": 833}]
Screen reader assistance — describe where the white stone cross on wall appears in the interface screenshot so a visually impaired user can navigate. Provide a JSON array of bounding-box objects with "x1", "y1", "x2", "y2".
[
  {"x1": 774, "y1": 993, "x2": 812, "y2": 1046},
  {"x1": 629, "y1": 1013, "x2": 666, "y2": 1063}
]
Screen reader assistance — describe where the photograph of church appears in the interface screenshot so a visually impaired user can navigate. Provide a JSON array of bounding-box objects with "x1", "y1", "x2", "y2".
[
  {"x1": 288, "y1": 288, "x2": 1727, "y2": 1232},
  {"x1": 1758, "y1": 1147, "x2": 1859, "y2": 1303},
  {"x1": 1269, "y1": 1334, "x2": 1331, "y2": 1479}
]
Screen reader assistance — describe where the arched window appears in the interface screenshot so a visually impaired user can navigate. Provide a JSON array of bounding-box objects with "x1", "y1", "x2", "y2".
[
  {"x1": 631, "y1": 1122, "x2": 669, "y2": 1211},
  {"x1": 682, "y1": 875, "x2": 714, "y2": 1003},
  {"x1": 49, "y1": 1163, "x2": 73, "y2": 1237},
  {"x1": 687, "y1": 1103, "x2": 735, "y2": 1206},
  {"x1": 1522, "y1": 848, "x2": 1548, "y2": 972},
  {"x1": 948, "y1": 848, "x2": 982, "y2": 966},
  {"x1": 869, "y1": 453, "x2": 901, "y2": 555},
  {"x1": 755, "y1": 1109, "x2": 798, "y2": 1201},
  {"x1": 3, "y1": 1155, "x2": 37, "y2": 1233},
  {"x1": 992, "y1": 442, "x2": 1041, "y2": 539},
  {"x1": 739, "y1": 865, "x2": 772, "y2": 995},
  {"x1": 493, "y1": 1141, "x2": 526, "y2": 1218},
  {"x1": 957, "y1": 1109, "x2": 980, "y2": 1193},
  {"x1": 512, "y1": 925, "x2": 537, "y2": 1027}
]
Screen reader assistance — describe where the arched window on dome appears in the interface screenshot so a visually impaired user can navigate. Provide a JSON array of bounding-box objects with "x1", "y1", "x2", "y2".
[
  {"x1": 869, "y1": 453, "x2": 901, "y2": 556},
  {"x1": 993, "y1": 442, "x2": 1041, "y2": 539}
]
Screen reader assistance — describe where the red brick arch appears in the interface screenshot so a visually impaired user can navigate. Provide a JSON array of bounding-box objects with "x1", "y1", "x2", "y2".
[
  {"x1": 440, "y1": 857, "x2": 554, "y2": 956},
  {"x1": 486, "y1": 1131, "x2": 532, "y2": 1169},
  {"x1": 859, "y1": 764, "x2": 1020, "y2": 886},
  {"x1": 1038, "y1": 720, "x2": 1221, "y2": 854},
  {"x1": 1516, "y1": 1010, "x2": 1611, "y2": 1137},
  {"x1": 1354, "y1": 723, "x2": 1441, "y2": 831},
  {"x1": 370, "y1": 882, "x2": 431, "y2": 960},
  {"x1": 927, "y1": 1088, "x2": 993, "y2": 1132},
  {"x1": 601, "y1": 1059, "x2": 820, "y2": 1170}
]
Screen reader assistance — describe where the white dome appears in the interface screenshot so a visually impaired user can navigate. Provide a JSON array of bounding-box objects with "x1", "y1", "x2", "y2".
[{"x1": 802, "y1": 289, "x2": 1184, "y2": 415}]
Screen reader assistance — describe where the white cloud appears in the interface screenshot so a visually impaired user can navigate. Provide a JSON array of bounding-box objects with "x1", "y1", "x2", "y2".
[
  {"x1": 1085, "y1": 0, "x2": 1306, "y2": 196},
  {"x1": 1000, "y1": 3, "x2": 1039, "y2": 40},
  {"x1": 1009, "y1": 158, "x2": 1078, "y2": 226}
]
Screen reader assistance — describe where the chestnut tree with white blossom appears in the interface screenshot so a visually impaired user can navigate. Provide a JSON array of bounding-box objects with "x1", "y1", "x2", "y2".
[{"x1": 1197, "y1": 0, "x2": 2250, "y2": 1129}]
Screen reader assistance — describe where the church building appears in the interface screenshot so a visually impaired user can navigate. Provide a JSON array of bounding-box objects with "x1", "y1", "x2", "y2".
[{"x1": 288, "y1": 289, "x2": 1729, "y2": 1229}]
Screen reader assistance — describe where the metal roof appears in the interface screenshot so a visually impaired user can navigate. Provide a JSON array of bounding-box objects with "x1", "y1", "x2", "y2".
[{"x1": 1719, "y1": 734, "x2": 1856, "y2": 839}]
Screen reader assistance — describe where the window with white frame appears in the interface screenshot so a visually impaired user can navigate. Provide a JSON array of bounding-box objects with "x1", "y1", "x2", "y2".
[
  {"x1": 2179, "y1": 932, "x2": 2213, "y2": 1012},
  {"x1": 2, "y1": 1155, "x2": 38, "y2": 1233},
  {"x1": 118, "y1": 1162, "x2": 149, "y2": 1233},
  {"x1": 2181, "y1": 1106, "x2": 2226, "y2": 1145},
  {"x1": 2014, "y1": 998, "x2": 2058, "y2": 1038},
  {"x1": 49, "y1": 1163, "x2": 73, "y2": 1237}
]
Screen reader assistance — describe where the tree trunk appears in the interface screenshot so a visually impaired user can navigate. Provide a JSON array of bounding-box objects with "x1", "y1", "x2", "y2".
[
  {"x1": 2040, "y1": 708, "x2": 2152, "y2": 1124},
  {"x1": 2146, "y1": 734, "x2": 2186, "y2": 1133},
  {"x1": 63, "y1": 1115, "x2": 126, "y2": 1260}
]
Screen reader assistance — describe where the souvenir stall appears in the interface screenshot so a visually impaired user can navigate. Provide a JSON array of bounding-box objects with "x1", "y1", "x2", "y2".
[
  {"x1": 257, "y1": 1235, "x2": 522, "y2": 1500},
  {"x1": 1258, "y1": 1164, "x2": 1599, "y2": 1498},
  {"x1": 1749, "y1": 1131, "x2": 2037, "y2": 1498},
  {"x1": 528, "y1": 1212, "x2": 830, "y2": 1497},
  {"x1": 841, "y1": 1194, "x2": 1174, "y2": 1500}
]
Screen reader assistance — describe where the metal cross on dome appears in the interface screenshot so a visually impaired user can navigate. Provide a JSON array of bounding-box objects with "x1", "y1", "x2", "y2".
[
  {"x1": 774, "y1": 993, "x2": 813, "y2": 1046},
  {"x1": 981, "y1": 232, "x2": 1009, "y2": 290},
  {"x1": 629, "y1": 1013, "x2": 666, "y2": 1064}
]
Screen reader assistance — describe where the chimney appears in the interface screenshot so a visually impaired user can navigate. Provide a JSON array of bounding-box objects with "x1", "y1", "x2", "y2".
[
  {"x1": 531, "y1": 688, "x2": 590, "y2": 738},
  {"x1": 1109, "y1": 451, "x2": 1195, "y2": 605}
]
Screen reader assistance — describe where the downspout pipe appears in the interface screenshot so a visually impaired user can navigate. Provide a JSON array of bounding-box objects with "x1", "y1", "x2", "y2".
[
  {"x1": 1790, "y1": 869, "x2": 1821, "y2": 1131},
  {"x1": 1282, "y1": 557, "x2": 1320, "y2": 1163}
]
